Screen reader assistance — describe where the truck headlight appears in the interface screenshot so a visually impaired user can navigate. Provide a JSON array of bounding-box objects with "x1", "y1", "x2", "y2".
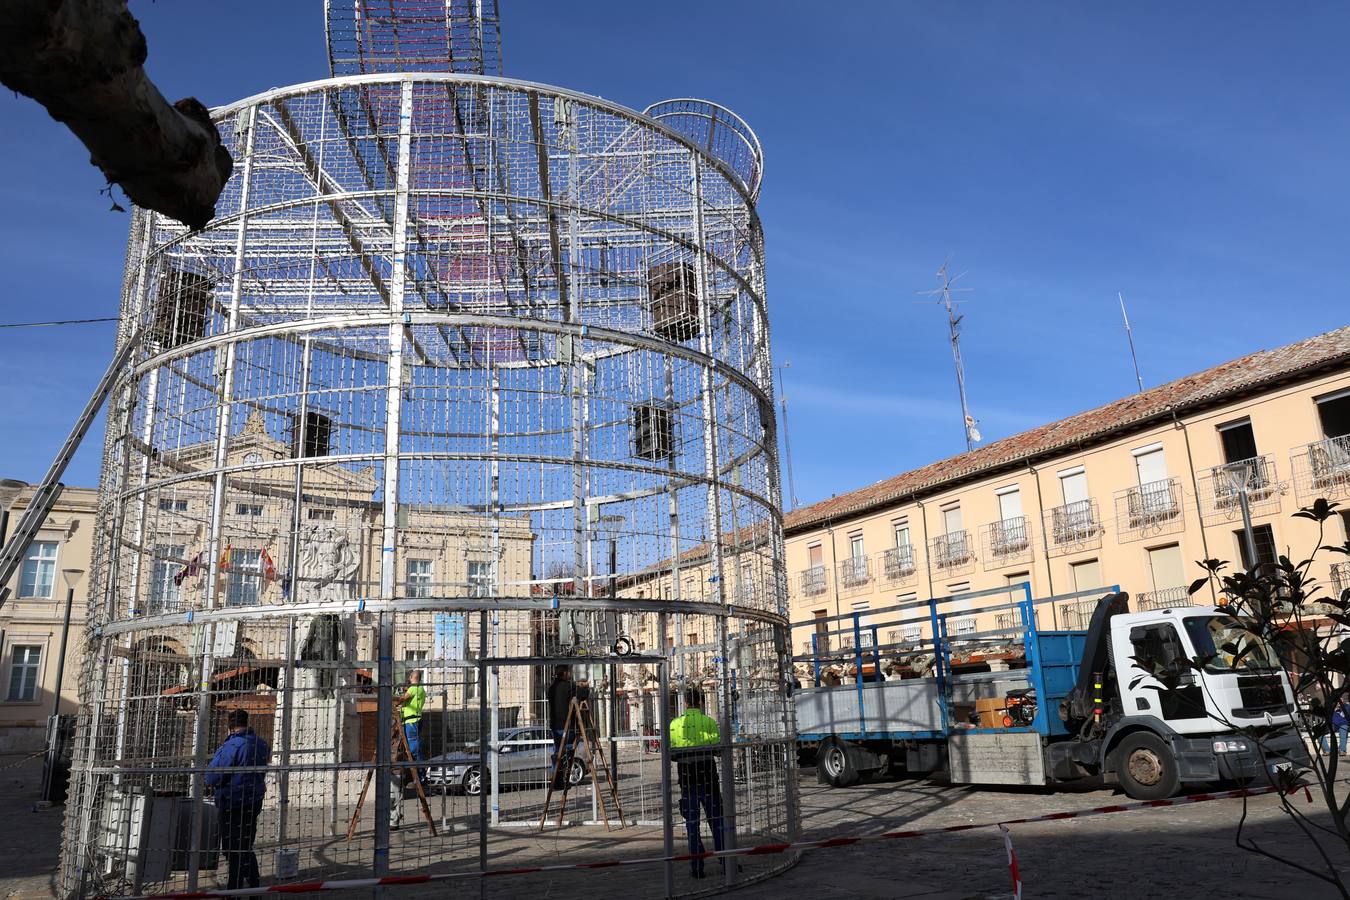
[{"x1": 1213, "y1": 739, "x2": 1250, "y2": 753}]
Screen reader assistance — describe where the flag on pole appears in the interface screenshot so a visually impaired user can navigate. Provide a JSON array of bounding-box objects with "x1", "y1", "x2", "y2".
[
  {"x1": 261, "y1": 548, "x2": 277, "y2": 583},
  {"x1": 999, "y1": 824, "x2": 1022, "y2": 900},
  {"x1": 173, "y1": 551, "x2": 204, "y2": 586},
  {"x1": 218, "y1": 544, "x2": 232, "y2": 573}
]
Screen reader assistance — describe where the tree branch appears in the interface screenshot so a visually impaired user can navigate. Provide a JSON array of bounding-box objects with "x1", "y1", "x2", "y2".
[{"x1": 0, "y1": 0, "x2": 232, "y2": 230}]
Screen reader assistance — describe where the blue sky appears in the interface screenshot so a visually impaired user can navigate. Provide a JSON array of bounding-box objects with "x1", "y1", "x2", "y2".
[{"x1": 1, "y1": 2, "x2": 1346, "y2": 505}]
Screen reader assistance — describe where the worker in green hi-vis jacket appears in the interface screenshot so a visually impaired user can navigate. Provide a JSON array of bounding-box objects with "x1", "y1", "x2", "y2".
[
  {"x1": 397, "y1": 669, "x2": 427, "y2": 781},
  {"x1": 669, "y1": 685, "x2": 725, "y2": 879}
]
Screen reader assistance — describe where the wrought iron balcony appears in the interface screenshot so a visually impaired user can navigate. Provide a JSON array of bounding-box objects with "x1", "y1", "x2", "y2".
[
  {"x1": 838, "y1": 556, "x2": 871, "y2": 589},
  {"x1": 799, "y1": 565, "x2": 828, "y2": 596},
  {"x1": 1127, "y1": 477, "x2": 1180, "y2": 523},
  {"x1": 880, "y1": 545, "x2": 917, "y2": 581},
  {"x1": 1115, "y1": 478, "x2": 1183, "y2": 543},
  {"x1": 1136, "y1": 585, "x2": 1191, "y2": 612},
  {"x1": 1332, "y1": 562, "x2": 1349, "y2": 599},
  {"x1": 989, "y1": 516, "x2": 1029, "y2": 554},
  {"x1": 930, "y1": 530, "x2": 972, "y2": 570},
  {"x1": 1058, "y1": 597, "x2": 1098, "y2": 630},
  {"x1": 1293, "y1": 434, "x2": 1350, "y2": 502},
  {"x1": 1201, "y1": 455, "x2": 1281, "y2": 524},
  {"x1": 1045, "y1": 500, "x2": 1101, "y2": 556}
]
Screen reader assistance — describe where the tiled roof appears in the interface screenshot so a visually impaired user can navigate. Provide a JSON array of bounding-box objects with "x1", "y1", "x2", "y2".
[{"x1": 783, "y1": 326, "x2": 1350, "y2": 535}]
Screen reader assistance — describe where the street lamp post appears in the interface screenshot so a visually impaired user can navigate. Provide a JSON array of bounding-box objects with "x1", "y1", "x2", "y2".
[
  {"x1": 41, "y1": 566, "x2": 84, "y2": 803},
  {"x1": 1226, "y1": 462, "x2": 1261, "y2": 570}
]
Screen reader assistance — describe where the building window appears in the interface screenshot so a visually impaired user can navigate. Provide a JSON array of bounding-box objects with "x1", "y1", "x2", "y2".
[
  {"x1": 1147, "y1": 544, "x2": 1185, "y2": 591},
  {"x1": 7, "y1": 647, "x2": 43, "y2": 701},
  {"x1": 19, "y1": 541, "x2": 57, "y2": 599},
  {"x1": 1004, "y1": 571, "x2": 1031, "y2": 591},
  {"x1": 1133, "y1": 443, "x2": 1168, "y2": 486},
  {"x1": 404, "y1": 649, "x2": 429, "y2": 661},
  {"x1": 158, "y1": 498, "x2": 189, "y2": 513},
  {"x1": 468, "y1": 560, "x2": 492, "y2": 597},
  {"x1": 1316, "y1": 390, "x2": 1350, "y2": 439},
  {"x1": 7, "y1": 645, "x2": 43, "y2": 701},
  {"x1": 1236, "y1": 524, "x2": 1279, "y2": 572},
  {"x1": 1069, "y1": 559, "x2": 1102, "y2": 592},
  {"x1": 1059, "y1": 467, "x2": 1088, "y2": 505},
  {"x1": 941, "y1": 504, "x2": 963, "y2": 535},
  {"x1": 894, "y1": 524, "x2": 911, "y2": 549},
  {"x1": 407, "y1": 559, "x2": 433, "y2": 598},
  {"x1": 225, "y1": 549, "x2": 262, "y2": 606},
  {"x1": 306, "y1": 508, "x2": 335, "y2": 521},
  {"x1": 149, "y1": 544, "x2": 185, "y2": 613},
  {"x1": 235, "y1": 503, "x2": 263, "y2": 517},
  {"x1": 849, "y1": 535, "x2": 865, "y2": 559},
  {"x1": 1218, "y1": 419, "x2": 1259, "y2": 464}
]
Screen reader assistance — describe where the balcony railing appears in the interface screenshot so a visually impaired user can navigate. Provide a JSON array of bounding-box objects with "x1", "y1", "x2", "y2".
[
  {"x1": 838, "y1": 556, "x2": 871, "y2": 589},
  {"x1": 1045, "y1": 500, "x2": 1102, "y2": 556},
  {"x1": 799, "y1": 565, "x2": 828, "y2": 596},
  {"x1": 1115, "y1": 478, "x2": 1183, "y2": 543},
  {"x1": 1332, "y1": 562, "x2": 1349, "y2": 599},
  {"x1": 1201, "y1": 455, "x2": 1281, "y2": 524},
  {"x1": 1127, "y1": 478, "x2": 1180, "y2": 523},
  {"x1": 1293, "y1": 435, "x2": 1350, "y2": 502},
  {"x1": 989, "y1": 516, "x2": 1029, "y2": 554},
  {"x1": 930, "y1": 530, "x2": 972, "y2": 570},
  {"x1": 880, "y1": 545, "x2": 916, "y2": 581},
  {"x1": 1058, "y1": 597, "x2": 1098, "y2": 630},
  {"x1": 1136, "y1": 585, "x2": 1191, "y2": 612}
]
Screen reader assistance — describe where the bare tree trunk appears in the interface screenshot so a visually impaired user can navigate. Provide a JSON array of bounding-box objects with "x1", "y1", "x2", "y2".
[{"x1": 0, "y1": 0, "x2": 232, "y2": 230}]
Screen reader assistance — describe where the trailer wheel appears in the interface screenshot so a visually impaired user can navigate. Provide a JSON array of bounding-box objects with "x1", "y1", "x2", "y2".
[
  {"x1": 819, "y1": 738, "x2": 859, "y2": 788},
  {"x1": 1115, "y1": 732, "x2": 1179, "y2": 800}
]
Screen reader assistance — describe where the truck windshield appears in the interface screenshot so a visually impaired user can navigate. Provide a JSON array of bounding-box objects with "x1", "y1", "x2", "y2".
[{"x1": 1182, "y1": 615, "x2": 1280, "y2": 673}]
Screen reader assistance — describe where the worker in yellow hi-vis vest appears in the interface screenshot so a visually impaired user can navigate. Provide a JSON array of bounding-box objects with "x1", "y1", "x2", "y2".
[
  {"x1": 397, "y1": 669, "x2": 427, "y2": 781},
  {"x1": 669, "y1": 685, "x2": 724, "y2": 879}
]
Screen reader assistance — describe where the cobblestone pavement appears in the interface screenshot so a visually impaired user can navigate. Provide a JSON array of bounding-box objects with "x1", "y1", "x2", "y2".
[{"x1": 4, "y1": 754, "x2": 1348, "y2": 899}]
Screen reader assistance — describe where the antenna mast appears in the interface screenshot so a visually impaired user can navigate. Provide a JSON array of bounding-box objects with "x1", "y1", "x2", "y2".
[
  {"x1": 1118, "y1": 292, "x2": 1144, "y2": 393},
  {"x1": 918, "y1": 260, "x2": 979, "y2": 452},
  {"x1": 776, "y1": 362, "x2": 799, "y2": 510}
]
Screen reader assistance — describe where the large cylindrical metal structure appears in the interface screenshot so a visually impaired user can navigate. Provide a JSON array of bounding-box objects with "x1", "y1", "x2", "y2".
[{"x1": 61, "y1": 49, "x2": 793, "y2": 898}]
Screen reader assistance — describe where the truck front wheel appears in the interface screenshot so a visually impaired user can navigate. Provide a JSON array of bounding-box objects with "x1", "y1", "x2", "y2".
[
  {"x1": 1115, "y1": 732, "x2": 1180, "y2": 800},
  {"x1": 819, "y1": 738, "x2": 859, "y2": 788}
]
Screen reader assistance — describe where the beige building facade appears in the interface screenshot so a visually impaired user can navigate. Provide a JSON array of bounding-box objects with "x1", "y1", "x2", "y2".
[
  {"x1": 0, "y1": 484, "x2": 97, "y2": 751},
  {"x1": 781, "y1": 327, "x2": 1350, "y2": 658}
]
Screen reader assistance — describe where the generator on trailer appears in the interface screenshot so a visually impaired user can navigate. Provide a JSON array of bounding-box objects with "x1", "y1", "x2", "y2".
[{"x1": 793, "y1": 584, "x2": 1307, "y2": 800}]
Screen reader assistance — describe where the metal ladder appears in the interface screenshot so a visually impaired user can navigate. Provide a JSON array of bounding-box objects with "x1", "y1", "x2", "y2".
[{"x1": 0, "y1": 330, "x2": 142, "y2": 606}]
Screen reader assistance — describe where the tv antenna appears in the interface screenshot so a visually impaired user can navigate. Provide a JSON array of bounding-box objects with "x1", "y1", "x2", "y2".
[
  {"x1": 916, "y1": 258, "x2": 979, "y2": 452},
  {"x1": 1118, "y1": 292, "x2": 1144, "y2": 393},
  {"x1": 776, "y1": 361, "x2": 800, "y2": 510}
]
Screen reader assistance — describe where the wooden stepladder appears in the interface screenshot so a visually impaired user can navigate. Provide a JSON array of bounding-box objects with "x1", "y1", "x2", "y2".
[
  {"x1": 539, "y1": 696, "x2": 625, "y2": 831},
  {"x1": 346, "y1": 711, "x2": 438, "y2": 839}
]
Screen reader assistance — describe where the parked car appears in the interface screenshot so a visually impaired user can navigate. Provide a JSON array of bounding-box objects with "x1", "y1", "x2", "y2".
[{"x1": 426, "y1": 726, "x2": 587, "y2": 796}]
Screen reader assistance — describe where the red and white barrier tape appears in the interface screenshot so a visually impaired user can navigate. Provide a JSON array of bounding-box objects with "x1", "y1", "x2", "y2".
[
  {"x1": 998, "y1": 824, "x2": 1021, "y2": 900},
  {"x1": 108, "y1": 784, "x2": 1294, "y2": 900}
]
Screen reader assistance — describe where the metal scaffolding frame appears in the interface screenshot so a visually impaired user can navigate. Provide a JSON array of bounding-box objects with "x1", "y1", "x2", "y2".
[{"x1": 59, "y1": 5, "x2": 794, "y2": 896}]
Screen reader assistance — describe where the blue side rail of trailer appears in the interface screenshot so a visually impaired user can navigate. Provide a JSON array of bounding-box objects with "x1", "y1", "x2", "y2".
[{"x1": 791, "y1": 584, "x2": 1119, "y2": 743}]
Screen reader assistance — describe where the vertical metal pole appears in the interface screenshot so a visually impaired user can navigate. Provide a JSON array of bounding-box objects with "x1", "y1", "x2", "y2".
[
  {"x1": 276, "y1": 616, "x2": 296, "y2": 847},
  {"x1": 1238, "y1": 488, "x2": 1260, "y2": 571},
  {"x1": 488, "y1": 369, "x2": 502, "y2": 826},
  {"x1": 374, "y1": 77, "x2": 414, "y2": 892},
  {"x1": 688, "y1": 149, "x2": 738, "y2": 883},
  {"x1": 186, "y1": 104, "x2": 257, "y2": 888},
  {"x1": 373, "y1": 612, "x2": 393, "y2": 886},
  {"x1": 656, "y1": 648, "x2": 673, "y2": 898},
  {"x1": 40, "y1": 585, "x2": 75, "y2": 803},
  {"x1": 477, "y1": 614, "x2": 488, "y2": 897}
]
